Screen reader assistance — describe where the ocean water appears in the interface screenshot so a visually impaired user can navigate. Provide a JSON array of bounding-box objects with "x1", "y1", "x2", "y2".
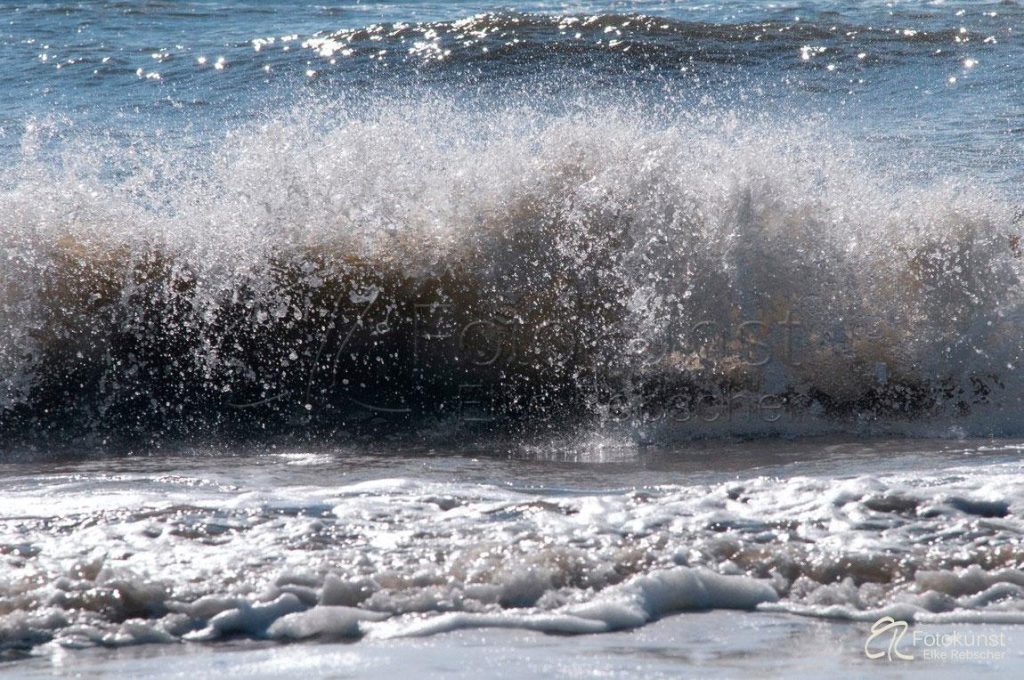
[{"x1": 1, "y1": 0, "x2": 1024, "y2": 676}]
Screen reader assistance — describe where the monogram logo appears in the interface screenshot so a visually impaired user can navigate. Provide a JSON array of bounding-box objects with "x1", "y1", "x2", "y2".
[{"x1": 865, "y1": 616, "x2": 914, "y2": 661}]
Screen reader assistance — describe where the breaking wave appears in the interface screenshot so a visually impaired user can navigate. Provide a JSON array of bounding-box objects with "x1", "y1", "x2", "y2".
[{"x1": 1, "y1": 96, "x2": 1022, "y2": 447}]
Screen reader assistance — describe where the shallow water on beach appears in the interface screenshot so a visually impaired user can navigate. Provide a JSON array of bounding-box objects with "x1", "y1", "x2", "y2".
[{"x1": 1, "y1": 438, "x2": 1022, "y2": 675}]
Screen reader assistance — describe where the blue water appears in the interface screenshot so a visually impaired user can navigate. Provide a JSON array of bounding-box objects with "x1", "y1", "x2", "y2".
[{"x1": 1, "y1": 1, "x2": 1021, "y2": 192}]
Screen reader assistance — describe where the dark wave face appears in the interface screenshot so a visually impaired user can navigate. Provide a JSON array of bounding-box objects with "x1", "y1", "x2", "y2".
[{"x1": 1, "y1": 1, "x2": 1023, "y2": 448}]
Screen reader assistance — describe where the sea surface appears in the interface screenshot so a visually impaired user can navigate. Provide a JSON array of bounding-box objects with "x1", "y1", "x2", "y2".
[{"x1": 1, "y1": 0, "x2": 1023, "y2": 676}]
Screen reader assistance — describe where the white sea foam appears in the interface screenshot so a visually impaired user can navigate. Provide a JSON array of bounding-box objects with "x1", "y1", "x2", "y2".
[
  {"x1": 267, "y1": 606, "x2": 388, "y2": 639},
  {"x1": 1, "y1": 445, "x2": 1022, "y2": 655}
]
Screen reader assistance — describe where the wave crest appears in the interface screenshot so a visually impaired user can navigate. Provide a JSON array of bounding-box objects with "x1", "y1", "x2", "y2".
[{"x1": 1, "y1": 100, "x2": 1021, "y2": 445}]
